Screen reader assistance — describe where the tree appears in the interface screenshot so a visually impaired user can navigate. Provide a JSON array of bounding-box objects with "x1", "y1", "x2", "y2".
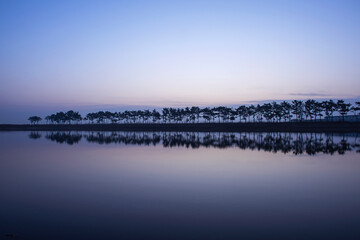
[
  {"x1": 247, "y1": 105, "x2": 256, "y2": 122},
  {"x1": 313, "y1": 101, "x2": 323, "y2": 121},
  {"x1": 236, "y1": 106, "x2": 248, "y2": 122},
  {"x1": 304, "y1": 99, "x2": 315, "y2": 121},
  {"x1": 350, "y1": 102, "x2": 360, "y2": 115},
  {"x1": 190, "y1": 106, "x2": 201, "y2": 123},
  {"x1": 272, "y1": 102, "x2": 284, "y2": 122},
  {"x1": 162, "y1": 108, "x2": 170, "y2": 123},
  {"x1": 28, "y1": 116, "x2": 42, "y2": 124},
  {"x1": 152, "y1": 109, "x2": 161, "y2": 123},
  {"x1": 263, "y1": 103, "x2": 274, "y2": 122},
  {"x1": 45, "y1": 115, "x2": 51, "y2": 124},
  {"x1": 255, "y1": 104, "x2": 264, "y2": 122},
  {"x1": 291, "y1": 100, "x2": 304, "y2": 121},
  {"x1": 281, "y1": 101, "x2": 292, "y2": 122},
  {"x1": 216, "y1": 106, "x2": 231, "y2": 122},
  {"x1": 337, "y1": 100, "x2": 351, "y2": 121},
  {"x1": 322, "y1": 100, "x2": 337, "y2": 121},
  {"x1": 202, "y1": 108, "x2": 212, "y2": 123},
  {"x1": 65, "y1": 110, "x2": 82, "y2": 124},
  {"x1": 229, "y1": 109, "x2": 237, "y2": 122},
  {"x1": 86, "y1": 113, "x2": 96, "y2": 124}
]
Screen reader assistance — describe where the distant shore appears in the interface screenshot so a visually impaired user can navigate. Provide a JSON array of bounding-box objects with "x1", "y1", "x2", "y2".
[{"x1": 1, "y1": 122, "x2": 359, "y2": 133}]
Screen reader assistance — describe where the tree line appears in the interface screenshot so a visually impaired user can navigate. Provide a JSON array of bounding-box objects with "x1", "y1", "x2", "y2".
[{"x1": 28, "y1": 99, "x2": 360, "y2": 124}]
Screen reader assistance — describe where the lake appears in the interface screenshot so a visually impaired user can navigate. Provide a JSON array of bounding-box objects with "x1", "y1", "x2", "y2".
[{"x1": 1, "y1": 131, "x2": 359, "y2": 239}]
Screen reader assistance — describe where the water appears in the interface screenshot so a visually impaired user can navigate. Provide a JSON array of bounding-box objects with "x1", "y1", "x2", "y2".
[{"x1": 0, "y1": 131, "x2": 359, "y2": 240}]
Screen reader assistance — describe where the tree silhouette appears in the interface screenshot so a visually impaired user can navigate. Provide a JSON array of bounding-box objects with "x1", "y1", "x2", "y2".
[
  {"x1": 351, "y1": 102, "x2": 360, "y2": 115},
  {"x1": 291, "y1": 100, "x2": 304, "y2": 121},
  {"x1": 323, "y1": 100, "x2": 337, "y2": 121},
  {"x1": 28, "y1": 116, "x2": 42, "y2": 124},
  {"x1": 281, "y1": 101, "x2": 292, "y2": 122},
  {"x1": 152, "y1": 109, "x2": 161, "y2": 123},
  {"x1": 32, "y1": 99, "x2": 357, "y2": 124},
  {"x1": 305, "y1": 99, "x2": 315, "y2": 121},
  {"x1": 337, "y1": 100, "x2": 351, "y2": 121}
]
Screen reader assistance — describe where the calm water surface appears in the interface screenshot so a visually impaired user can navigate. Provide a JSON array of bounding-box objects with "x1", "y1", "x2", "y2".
[{"x1": 0, "y1": 132, "x2": 359, "y2": 239}]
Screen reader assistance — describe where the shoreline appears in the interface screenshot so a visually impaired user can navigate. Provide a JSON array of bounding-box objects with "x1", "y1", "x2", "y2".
[{"x1": 1, "y1": 122, "x2": 359, "y2": 133}]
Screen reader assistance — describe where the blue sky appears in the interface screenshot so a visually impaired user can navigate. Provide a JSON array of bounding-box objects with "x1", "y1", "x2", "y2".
[{"x1": 1, "y1": 0, "x2": 360, "y2": 122}]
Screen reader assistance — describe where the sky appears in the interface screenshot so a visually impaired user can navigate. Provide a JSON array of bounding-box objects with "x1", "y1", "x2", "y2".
[{"x1": 1, "y1": 0, "x2": 360, "y2": 123}]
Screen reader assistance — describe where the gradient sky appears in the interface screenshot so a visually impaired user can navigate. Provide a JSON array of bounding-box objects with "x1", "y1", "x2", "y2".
[{"x1": 1, "y1": 0, "x2": 360, "y2": 122}]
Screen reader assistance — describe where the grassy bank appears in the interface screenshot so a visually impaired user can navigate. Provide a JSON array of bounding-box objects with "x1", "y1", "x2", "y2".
[{"x1": 1, "y1": 122, "x2": 359, "y2": 133}]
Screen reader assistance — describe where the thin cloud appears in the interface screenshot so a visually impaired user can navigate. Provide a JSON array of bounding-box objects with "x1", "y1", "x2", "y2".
[{"x1": 289, "y1": 92, "x2": 331, "y2": 97}]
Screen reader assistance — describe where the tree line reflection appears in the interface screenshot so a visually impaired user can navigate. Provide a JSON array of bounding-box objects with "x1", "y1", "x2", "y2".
[{"x1": 28, "y1": 131, "x2": 360, "y2": 155}]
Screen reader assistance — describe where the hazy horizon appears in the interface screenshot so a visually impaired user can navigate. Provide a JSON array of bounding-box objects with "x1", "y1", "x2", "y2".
[{"x1": 1, "y1": 0, "x2": 360, "y2": 122}]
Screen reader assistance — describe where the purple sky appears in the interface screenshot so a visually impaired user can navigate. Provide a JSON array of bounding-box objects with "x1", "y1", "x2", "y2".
[{"x1": 1, "y1": 0, "x2": 360, "y2": 123}]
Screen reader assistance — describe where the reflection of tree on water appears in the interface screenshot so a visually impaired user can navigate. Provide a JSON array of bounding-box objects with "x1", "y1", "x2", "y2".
[
  {"x1": 28, "y1": 132, "x2": 42, "y2": 139},
  {"x1": 30, "y1": 131, "x2": 360, "y2": 155},
  {"x1": 45, "y1": 132, "x2": 82, "y2": 145}
]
